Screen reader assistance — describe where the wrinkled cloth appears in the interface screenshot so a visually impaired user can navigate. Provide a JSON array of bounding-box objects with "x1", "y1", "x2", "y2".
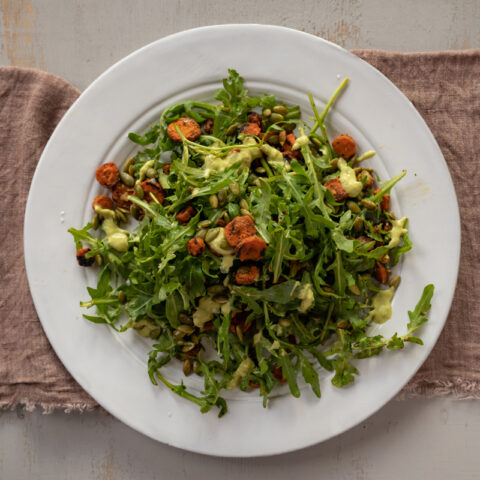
[{"x1": 1, "y1": 51, "x2": 479, "y2": 412}]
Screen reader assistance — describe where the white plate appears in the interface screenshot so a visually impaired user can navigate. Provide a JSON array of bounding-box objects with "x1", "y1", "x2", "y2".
[{"x1": 24, "y1": 25, "x2": 460, "y2": 457}]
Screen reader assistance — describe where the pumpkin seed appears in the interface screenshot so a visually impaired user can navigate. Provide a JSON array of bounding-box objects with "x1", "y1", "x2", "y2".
[
  {"x1": 209, "y1": 194, "x2": 219, "y2": 208},
  {"x1": 134, "y1": 183, "x2": 144, "y2": 199},
  {"x1": 196, "y1": 228, "x2": 208, "y2": 239},
  {"x1": 262, "y1": 108, "x2": 272, "y2": 117},
  {"x1": 279, "y1": 318, "x2": 291, "y2": 327},
  {"x1": 236, "y1": 325, "x2": 244, "y2": 342},
  {"x1": 240, "y1": 209, "x2": 253, "y2": 218},
  {"x1": 389, "y1": 275, "x2": 401, "y2": 289},
  {"x1": 193, "y1": 360, "x2": 201, "y2": 375},
  {"x1": 128, "y1": 164, "x2": 135, "y2": 177},
  {"x1": 120, "y1": 172, "x2": 134, "y2": 187},
  {"x1": 207, "y1": 285, "x2": 228, "y2": 295},
  {"x1": 279, "y1": 130, "x2": 287, "y2": 145},
  {"x1": 179, "y1": 313, "x2": 193, "y2": 325},
  {"x1": 198, "y1": 219, "x2": 212, "y2": 229},
  {"x1": 115, "y1": 209, "x2": 127, "y2": 224},
  {"x1": 149, "y1": 328, "x2": 161, "y2": 339},
  {"x1": 253, "y1": 178, "x2": 261, "y2": 187},
  {"x1": 130, "y1": 204, "x2": 141, "y2": 220},
  {"x1": 217, "y1": 189, "x2": 227, "y2": 206},
  {"x1": 312, "y1": 138, "x2": 323, "y2": 148},
  {"x1": 329, "y1": 158, "x2": 338, "y2": 169},
  {"x1": 337, "y1": 319, "x2": 350, "y2": 329},
  {"x1": 380, "y1": 254, "x2": 391, "y2": 264},
  {"x1": 182, "y1": 342, "x2": 197, "y2": 353},
  {"x1": 358, "y1": 170, "x2": 374, "y2": 189},
  {"x1": 221, "y1": 211, "x2": 230, "y2": 223},
  {"x1": 283, "y1": 123, "x2": 295, "y2": 132},
  {"x1": 229, "y1": 182, "x2": 240, "y2": 195},
  {"x1": 146, "y1": 167, "x2": 157, "y2": 178},
  {"x1": 266, "y1": 134, "x2": 278, "y2": 145},
  {"x1": 347, "y1": 201, "x2": 361, "y2": 214},
  {"x1": 95, "y1": 254, "x2": 103, "y2": 266},
  {"x1": 123, "y1": 157, "x2": 135, "y2": 173},
  {"x1": 273, "y1": 105, "x2": 289, "y2": 115},
  {"x1": 183, "y1": 359, "x2": 192, "y2": 376},
  {"x1": 353, "y1": 217, "x2": 364, "y2": 232},
  {"x1": 270, "y1": 113, "x2": 284, "y2": 123},
  {"x1": 177, "y1": 324, "x2": 195, "y2": 335},
  {"x1": 205, "y1": 227, "x2": 220, "y2": 243},
  {"x1": 348, "y1": 284, "x2": 361, "y2": 295},
  {"x1": 213, "y1": 294, "x2": 229, "y2": 304},
  {"x1": 360, "y1": 199, "x2": 378, "y2": 211},
  {"x1": 239, "y1": 199, "x2": 249, "y2": 211},
  {"x1": 255, "y1": 167, "x2": 266, "y2": 174},
  {"x1": 91, "y1": 213, "x2": 100, "y2": 230},
  {"x1": 117, "y1": 291, "x2": 126, "y2": 304}
]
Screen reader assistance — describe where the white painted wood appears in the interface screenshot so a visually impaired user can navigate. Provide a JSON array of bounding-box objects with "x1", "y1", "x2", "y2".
[
  {"x1": 1, "y1": 0, "x2": 479, "y2": 477},
  {"x1": 1, "y1": 398, "x2": 479, "y2": 479}
]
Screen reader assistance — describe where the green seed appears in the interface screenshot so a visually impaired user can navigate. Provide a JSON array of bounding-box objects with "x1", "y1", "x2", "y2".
[
  {"x1": 91, "y1": 213, "x2": 100, "y2": 230},
  {"x1": 380, "y1": 254, "x2": 391, "y2": 264},
  {"x1": 348, "y1": 284, "x2": 361, "y2": 295},
  {"x1": 196, "y1": 228, "x2": 208, "y2": 239},
  {"x1": 262, "y1": 108, "x2": 272, "y2": 117},
  {"x1": 117, "y1": 291, "x2": 126, "y2": 304},
  {"x1": 173, "y1": 330, "x2": 186, "y2": 341},
  {"x1": 120, "y1": 172, "x2": 134, "y2": 187},
  {"x1": 207, "y1": 285, "x2": 228, "y2": 295},
  {"x1": 279, "y1": 318, "x2": 291, "y2": 327},
  {"x1": 273, "y1": 105, "x2": 289, "y2": 115},
  {"x1": 347, "y1": 201, "x2": 361, "y2": 214},
  {"x1": 236, "y1": 325, "x2": 244, "y2": 343},
  {"x1": 389, "y1": 275, "x2": 401, "y2": 289},
  {"x1": 128, "y1": 164, "x2": 135, "y2": 177},
  {"x1": 177, "y1": 324, "x2": 195, "y2": 335},
  {"x1": 221, "y1": 211, "x2": 230, "y2": 223},
  {"x1": 240, "y1": 209, "x2": 253, "y2": 218},
  {"x1": 283, "y1": 123, "x2": 295, "y2": 132},
  {"x1": 267, "y1": 134, "x2": 279, "y2": 145},
  {"x1": 353, "y1": 217, "x2": 364, "y2": 232},
  {"x1": 229, "y1": 182, "x2": 240, "y2": 195},
  {"x1": 253, "y1": 178, "x2": 261, "y2": 187},
  {"x1": 360, "y1": 199, "x2": 378, "y2": 211},
  {"x1": 337, "y1": 319, "x2": 350, "y2": 329},
  {"x1": 225, "y1": 123, "x2": 238, "y2": 136},
  {"x1": 205, "y1": 228, "x2": 220, "y2": 243},
  {"x1": 95, "y1": 254, "x2": 103, "y2": 266},
  {"x1": 183, "y1": 359, "x2": 192, "y2": 376},
  {"x1": 130, "y1": 204, "x2": 141, "y2": 220},
  {"x1": 217, "y1": 189, "x2": 227, "y2": 206},
  {"x1": 149, "y1": 328, "x2": 161, "y2": 339},
  {"x1": 270, "y1": 113, "x2": 284, "y2": 123},
  {"x1": 312, "y1": 138, "x2": 323, "y2": 148},
  {"x1": 198, "y1": 219, "x2": 212, "y2": 228},
  {"x1": 115, "y1": 209, "x2": 127, "y2": 224},
  {"x1": 179, "y1": 313, "x2": 193, "y2": 325},
  {"x1": 134, "y1": 183, "x2": 144, "y2": 199},
  {"x1": 182, "y1": 342, "x2": 197, "y2": 353},
  {"x1": 239, "y1": 199, "x2": 249, "y2": 211},
  {"x1": 123, "y1": 157, "x2": 135, "y2": 173},
  {"x1": 213, "y1": 294, "x2": 229, "y2": 304},
  {"x1": 146, "y1": 167, "x2": 157, "y2": 179},
  {"x1": 193, "y1": 360, "x2": 201, "y2": 375},
  {"x1": 209, "y1": 194, "x2": 219, "y2": 208},
  {"x1": 279, "y1": 130, "x2": 287, "y2": 145},
  {"x1": 329, "y1": 158, "x2": 338, "y2": 169},
  {"x1": 255, "y1": 167, "x2": 266, "y2": 174}
]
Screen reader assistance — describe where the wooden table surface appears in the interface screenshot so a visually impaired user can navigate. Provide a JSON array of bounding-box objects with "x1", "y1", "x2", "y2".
[{"x1": 1, "y1": 1, "x2": 479, "y2": 478}]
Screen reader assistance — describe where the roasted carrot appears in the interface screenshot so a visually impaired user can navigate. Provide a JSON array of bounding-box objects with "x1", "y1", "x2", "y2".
[
  {"x1": 234, "y1": 264, "x2": 260, "y2": 285},
  {"x1": 224, "y1": 215, "x2": 257, "y2": 247},
  {"x1": 373, "y1": 261, "x2": 388, "y2": 284},
  {"x1": 139, "y1": 179, "x2": 165, "y2": 204},
  {"x1": 240, "y1": 122, "x2": 261, "y2": 136},
  {"x1": 324, "y1": 178, "x2": 349, "y2": 202},
  {"x1": 176, "y1": 205, "x2": 196, "y2": 225},
  {"x1": 112, "y1": 183, "x2": 134, "y2": 208},
  {"x1": 167, "y1": 117, "x2": 201, "y2": 142},
  {"x1": 95, "y1": 162, "x2": 119, "y2": 188},
  {"x1": 235, "y1": 235, "x2": 266, "y2": 261},
  {"x1": 332, "y1": 134, "x2": 356, "y2": 158},
  {"x1": 187, "y1": 237, "x2": 206, "y2": 256},
  {"x1": 91, "y1": 195, "x2": 114, "y2": 211}
]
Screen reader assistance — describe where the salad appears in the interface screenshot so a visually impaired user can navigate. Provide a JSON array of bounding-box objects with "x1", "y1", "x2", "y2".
[{"x1": 69, "y1": 70, "x2": 434, "y2": 417}]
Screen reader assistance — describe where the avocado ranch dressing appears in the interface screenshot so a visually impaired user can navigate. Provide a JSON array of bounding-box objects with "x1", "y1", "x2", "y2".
[{"x1": 94, "y1": 206, "x2": 130, "y2": 252}]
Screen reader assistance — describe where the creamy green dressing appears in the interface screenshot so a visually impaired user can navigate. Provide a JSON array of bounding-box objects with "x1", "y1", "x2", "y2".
[
  {"x1": 356, "y1": 150, "x2": 376, "y2": 163},
  {"x1": 226, "y1": 357, "x2": 254, "y2": 389},
  {"x1": 206, "y1": 227, "x2": 235, "y2": 256},
  {"x1": 220, "y1": 254, "x2": 235, "y2": 273},
  {"x1": 203, "y1": 137, "x2": 261, "y2": 177},
  {"x1": 298, "y1": 283, "x2": 315, "y2": 313},
  {"x1": 388, "y1": 217, "x2": 408, "y2": 248},
  {"x1": 292, "y1": 134, "x2": 309, "y2": 151},
  {"x1": 138, "y1": 160, "x2": 154, "y2": 181},
  {"x1": 338, "y1": 158, "x2": 363, "y2": 197},
  {"x1": 371, "y1": 287, "x2": 394, "y2": 324},
  {"x1": 95, "y1": 206, "x2": 130, "y2": 252},
  {"x1": 192, "y1": 296, "x2": 220, "y2": 328}
]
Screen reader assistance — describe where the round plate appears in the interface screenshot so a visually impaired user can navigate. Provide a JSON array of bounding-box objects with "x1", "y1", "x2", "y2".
[{"x1": 24, "y1": 25, "x2": 460, "y2": 457}]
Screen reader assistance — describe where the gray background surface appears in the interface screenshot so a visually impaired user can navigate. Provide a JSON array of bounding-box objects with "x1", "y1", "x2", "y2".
[{"x1": 1, "y1": 0, "x2": 479, "y2": 478}]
